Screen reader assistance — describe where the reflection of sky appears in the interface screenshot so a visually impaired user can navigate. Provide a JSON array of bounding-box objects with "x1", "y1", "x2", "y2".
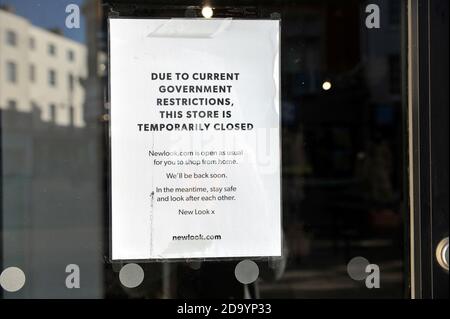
[{"x1": 0, "y1": 0, "x2": 86, "y2": 43}]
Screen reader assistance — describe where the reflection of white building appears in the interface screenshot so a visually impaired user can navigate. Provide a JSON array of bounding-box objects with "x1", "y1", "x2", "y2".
[{"x1": 0, "y1": 8, "x2": 87, "y2": 127}]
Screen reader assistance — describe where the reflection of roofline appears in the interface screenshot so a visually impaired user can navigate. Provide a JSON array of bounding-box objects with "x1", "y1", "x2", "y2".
[
  {"x1": 0, "y1": 7, "x2": 28, "y2": 23},
  {"x1": 30, "y1": 26, "x2": 86, "y2": 48},
  {"x1": 0, "y1": 7, "x2": 85, "y2": 46}
]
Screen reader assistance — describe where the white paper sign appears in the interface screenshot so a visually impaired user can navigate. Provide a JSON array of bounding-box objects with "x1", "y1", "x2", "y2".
[{"x1": 110, "y1": 18, "x2": 281, "y2": 260}]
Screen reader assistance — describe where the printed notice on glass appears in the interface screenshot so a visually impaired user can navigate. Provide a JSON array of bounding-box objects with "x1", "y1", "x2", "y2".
[{"x1": 109, "y1": 18, "x2": 281, "y2": 260}]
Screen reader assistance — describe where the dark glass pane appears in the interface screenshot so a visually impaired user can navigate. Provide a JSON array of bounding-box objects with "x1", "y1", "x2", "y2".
[{"x1": 0, "y1": 0, "x2": 409, "y2": 299}]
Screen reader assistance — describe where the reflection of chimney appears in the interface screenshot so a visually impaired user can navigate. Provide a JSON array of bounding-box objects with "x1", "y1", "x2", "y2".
[
  {"x1": 48, "y1": 27, "x2": 64, "y2": 36},
  {"x1": 0, "y1": 4, "x2": 15, "y2": 13}
]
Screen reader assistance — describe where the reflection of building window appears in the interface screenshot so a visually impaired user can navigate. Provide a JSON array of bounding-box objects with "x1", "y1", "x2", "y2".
[
  {"x1": 48, "y1": 43, "x2": 56, "y2": 56},
  {"x1": 389, "y1": 55, "x2": 400, "y2": 95},
  {"x1": 7, "y1": 100, "x2": 17, "y2": 109},
  {"x1": 49, "y1": 104, "x2": 56, "y2": 121},
  {"x1": 68, "y1": 73, "x2": 74, "y2": 91},
  {"x1": 29, "y1": 37, "x2": 35, "y2": 49},
  {"x1": 6, "y1": 30, "x2": 17, "y2": 46},
  {"x1": 6, "y1": 61, "x2": 17, "y2": 83},
  {"x1": 30, "y1": 64, "x2": 36, "y2": 82},
  {"x1": 48, "y1": 69, "x2": 57, "y2": 87},
  {"x1": 68, "y1": 49, "x2": 75, "y2": 61}
]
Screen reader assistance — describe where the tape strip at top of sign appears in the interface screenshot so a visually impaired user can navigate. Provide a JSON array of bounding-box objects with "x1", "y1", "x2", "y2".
[{"x1": 147, "y1": 18, "x2": 234, "y2": 38}]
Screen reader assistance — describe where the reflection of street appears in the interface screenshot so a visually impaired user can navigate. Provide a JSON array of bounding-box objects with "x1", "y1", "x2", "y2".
[
  {"x1": 260, "y1": 242, "x2": 404, "y2": 298},
  {"x1": 1, "y1": 106, "x2": 105, "y2": 298}
]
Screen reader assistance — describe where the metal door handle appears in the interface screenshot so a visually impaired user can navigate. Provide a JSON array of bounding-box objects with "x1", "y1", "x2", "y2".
[{"x1": 436, "y1": 237, "x2": 449, "y2": 272}]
